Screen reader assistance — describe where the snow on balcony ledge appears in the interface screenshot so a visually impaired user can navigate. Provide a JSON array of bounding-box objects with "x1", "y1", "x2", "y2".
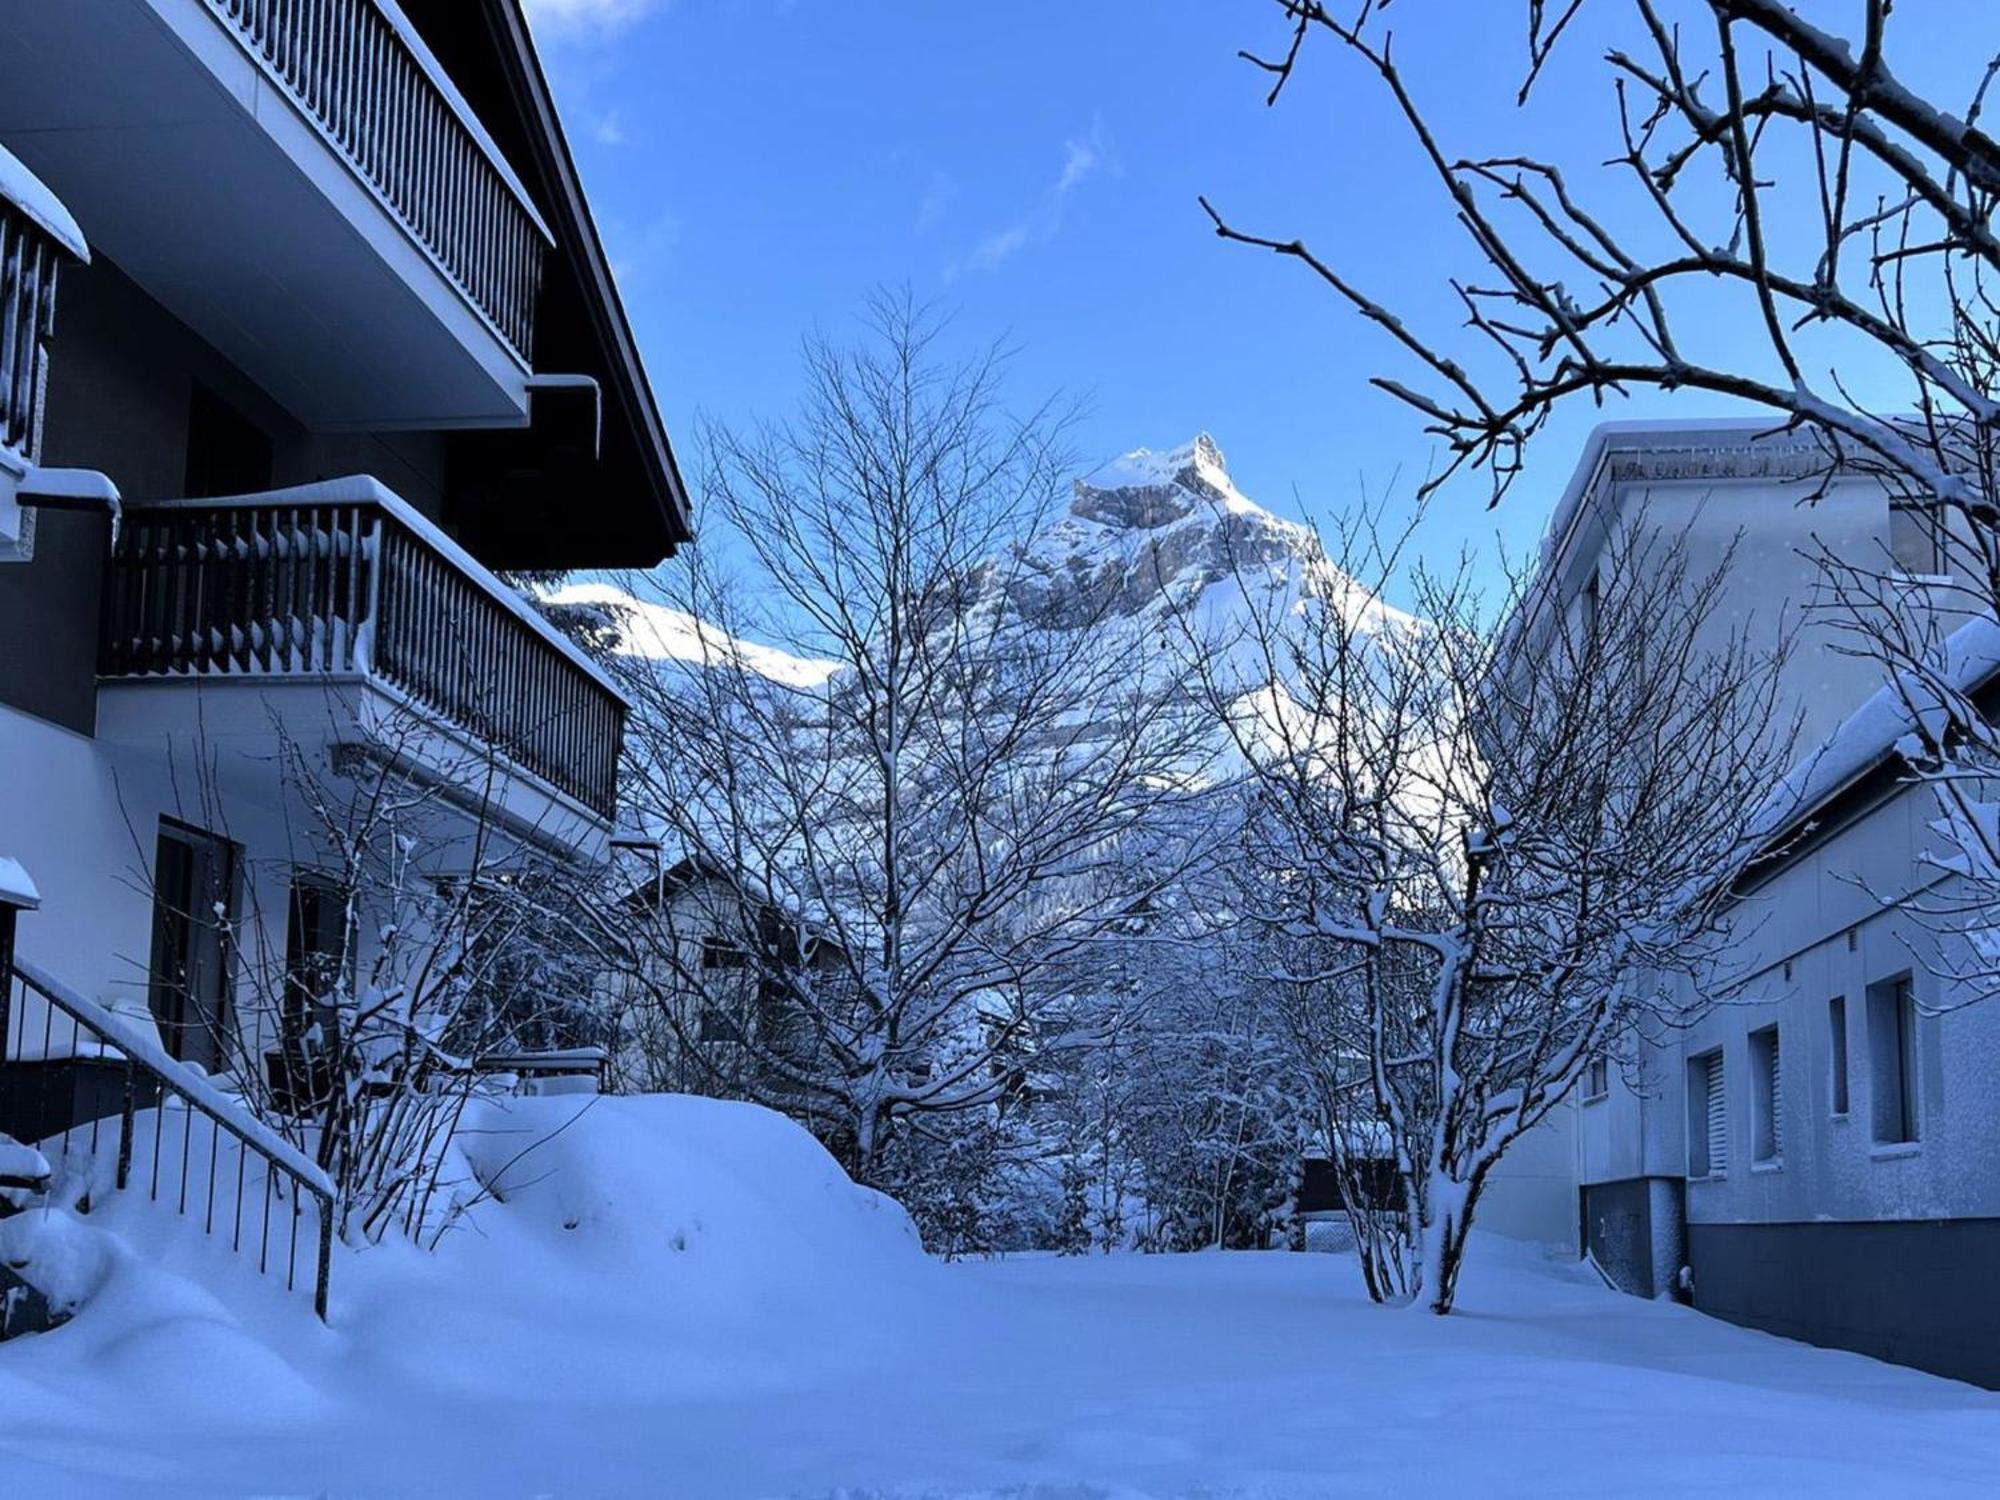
[
  {"x1": 0, "y1": 140, "x2": 88, "y2": 262},
  {"x1": 0, "y1": 855, "x2": 41, "y2": 910}
]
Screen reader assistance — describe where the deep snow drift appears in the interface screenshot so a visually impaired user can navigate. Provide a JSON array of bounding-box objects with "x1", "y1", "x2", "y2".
[{"x1": 3, "y1": 1093, "x2": 1999, "y2": 1497}]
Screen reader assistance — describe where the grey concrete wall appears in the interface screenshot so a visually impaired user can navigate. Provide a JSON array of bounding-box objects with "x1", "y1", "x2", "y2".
[{"x1": 1690, "y1": 1219, "x2": 2000, "y2": 1389}]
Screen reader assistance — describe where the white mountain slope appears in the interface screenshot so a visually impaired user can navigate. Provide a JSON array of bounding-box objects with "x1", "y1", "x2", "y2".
[
  {"x1": 544, "y1": 580, "x2": 843, "y2": 689},
  {"x1": 559, "y1": 435, "x2": 1421, "y2": 775}
]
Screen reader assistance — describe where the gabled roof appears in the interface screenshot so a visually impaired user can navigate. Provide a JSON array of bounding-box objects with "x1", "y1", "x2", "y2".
[{"x1": 400, "y1": 0, "x2": 693, "y2": 569}]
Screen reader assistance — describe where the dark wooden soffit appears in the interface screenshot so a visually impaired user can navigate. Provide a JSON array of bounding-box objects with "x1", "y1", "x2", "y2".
[{"x1": 401, "y1": 0, "x2": 693, "y2": 569}]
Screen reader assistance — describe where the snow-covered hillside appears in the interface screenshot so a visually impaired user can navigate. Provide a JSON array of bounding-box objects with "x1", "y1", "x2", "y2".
[{"x1": 543, "y1": 580, "x2": 843, "y2": 688}]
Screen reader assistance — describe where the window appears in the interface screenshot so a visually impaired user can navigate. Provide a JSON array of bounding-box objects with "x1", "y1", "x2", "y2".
[
  {"x1": 147, "y1": 820, "x2": 239, "y2": 1071},
  {"x1": 1889, "y1": 501, "x2": 1946, "y2": 577},
  {"x1": 696, "y1": 1006, "x2": 739, "y2": 1044},
  {"x1": 1828, "y1": 996, "x2": 1849, "y2": 1116},
  {"x1": 700, "y1": 936, "x2": 749, "y2": 971},
  {"x1": 1749, "y1": 1026, "x2": 1781, "y2": 1164},
  {"x1": 1584, "y1": 1054, "x2": 1609, "y2": 1101},
  {"x1": 1579, "y1": 571, "x2": 1600, "y2": 640},
  {"x1": 1868, "y1": 976, "x2": 1921, "y2": 1145},
  {"x1": 284, "y1": 874, "x2": 347, "y2": 1043},
  {"x1": 1687, "y1": 1049, "x2": 1726, "y2": 1178}
]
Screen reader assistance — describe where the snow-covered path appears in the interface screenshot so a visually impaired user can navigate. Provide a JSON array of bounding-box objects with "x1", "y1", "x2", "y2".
[{"x1": 4, "y1": 1097, "x2": 1999, "y2": 1497}]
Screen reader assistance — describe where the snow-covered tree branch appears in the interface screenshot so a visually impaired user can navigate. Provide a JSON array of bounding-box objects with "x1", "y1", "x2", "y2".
[
  {"x1": 1195, "y1": 509, "x2": 1794, "y2": 1311},
  {"x1": 605, "y1": 295, "x2": 1223, "y2": 1205}
]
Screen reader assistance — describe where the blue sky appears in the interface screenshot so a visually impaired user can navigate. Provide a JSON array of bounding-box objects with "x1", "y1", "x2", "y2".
[{"x1": 524, "y1": 0, "x2": 1977, "y2": 605}]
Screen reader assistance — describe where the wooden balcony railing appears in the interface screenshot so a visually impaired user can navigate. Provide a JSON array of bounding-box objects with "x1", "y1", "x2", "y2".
[
  {"x1": 100, "y1": 480, "x2": 626, "y2": 821},
  {"x1": 206, "y1": 0, "x2": 550, "y2": 364},
  {"x1": 0, "y1": 150, "x2": 87, "y2": 463}
]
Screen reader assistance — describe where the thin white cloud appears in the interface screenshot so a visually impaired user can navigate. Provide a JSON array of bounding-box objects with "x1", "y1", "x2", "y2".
[
  {"x1": 594, "y1": 112, "x2": 628, "y2": 146},
  {"x1": 914, "y1": 171, "x2": 957, "y2": 235},
  {"x1": 957, "y1": 120, "x2": 1110, "y2": 277},
  {"x1": 523, "y1": 0, "x2": 659, "y2": 40},
  {"x1": 1057, "y1": 136, "x2": 1099, "y2": 193}
]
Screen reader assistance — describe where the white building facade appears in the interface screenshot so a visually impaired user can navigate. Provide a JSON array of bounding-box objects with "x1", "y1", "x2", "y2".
[{"x1": 1533, "y1": 421, "x2": 2000, "y2": 1386}]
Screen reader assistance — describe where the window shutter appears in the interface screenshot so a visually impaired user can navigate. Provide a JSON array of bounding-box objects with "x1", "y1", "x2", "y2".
[
  {"x1": 1705, "y1": 1053, "x2": 1727, "y2": 1173},
  {"x1": 1768, "y1": 1032, "x2": 1782, "y2": 1144}
]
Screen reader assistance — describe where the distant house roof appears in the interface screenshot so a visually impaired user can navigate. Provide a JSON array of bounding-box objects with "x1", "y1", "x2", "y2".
[{"x1": 400, "y1": 0, "x2": 693, "y2": 570}]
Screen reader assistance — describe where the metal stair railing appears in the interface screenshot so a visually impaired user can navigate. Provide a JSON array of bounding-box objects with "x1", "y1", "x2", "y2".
[{"x1": 1, "y1": 957, "x2": 336, "y2": 1320}]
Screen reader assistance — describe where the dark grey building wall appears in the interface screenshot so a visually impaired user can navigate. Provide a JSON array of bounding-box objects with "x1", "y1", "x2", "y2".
[
  {"x1": 0, "y1": 255, "x2": 450, "y2": 732},
  {"x1": 1582, "y1": 1176, "x2": 1686, "y2": 1301},
  {"x1": 1690, "y1": 1219, "x2": 2000, "y2": 1389},
  {"x1": 0, "y1": 507, "x2": 111, "y2": 733}
]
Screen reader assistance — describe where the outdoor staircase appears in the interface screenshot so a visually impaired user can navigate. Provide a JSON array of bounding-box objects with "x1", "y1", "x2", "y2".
[{"x1": 0, "y1": 955, "x2": 338, "y2": 1339}]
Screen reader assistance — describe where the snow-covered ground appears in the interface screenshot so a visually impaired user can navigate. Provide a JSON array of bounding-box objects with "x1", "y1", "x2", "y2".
[{"x1": 4, "y1": 1094, "x2": 1999, "y2": 1497}]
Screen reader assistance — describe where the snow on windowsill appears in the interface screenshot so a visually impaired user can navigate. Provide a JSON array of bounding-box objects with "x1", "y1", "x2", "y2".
[
  {"x1": 1869, "y1": 1141, "x2": 1921, "y2": 1161},
  {"x1": 1750, "y1": 1159, "x2": 1784, "y2": 1174}
]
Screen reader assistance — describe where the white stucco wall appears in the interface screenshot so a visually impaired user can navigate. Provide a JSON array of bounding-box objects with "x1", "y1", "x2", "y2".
[{"x1": 1480, "y1": 1106, "x2": 1579, "y2": 1249}]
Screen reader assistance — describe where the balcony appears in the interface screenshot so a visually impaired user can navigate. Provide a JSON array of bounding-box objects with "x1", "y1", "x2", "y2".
[
  {"x1": 96, "y1": 478, "x2": 625, "y2": 848},
  {"x1": 0, "y1": 143, "x2": 91, "y2": 561},
  {"x1": 0, "y1": 0, "x2": 552, "y2": 430}
]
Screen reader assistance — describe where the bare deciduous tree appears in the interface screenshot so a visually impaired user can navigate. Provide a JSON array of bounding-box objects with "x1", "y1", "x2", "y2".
[
  {"x1": 1213, "y1": 0, "x2": 2000, "y2": 1020},
  {"x1": 1198, "y1": 513, "x2": 1792, "y2": 1312},
  {"x1": 1215, "y1": 1, "x2": 2000, "y2": 518},
  {"x1": 608, "y1": 296, "x2": 1220, "y2": 1195},
  {"x1": 135, "y1": 705, "x2": 606, "y2": 1247}
]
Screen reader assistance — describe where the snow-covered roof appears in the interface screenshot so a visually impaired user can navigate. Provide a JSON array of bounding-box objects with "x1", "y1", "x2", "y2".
[
  {"x1": 1749, "y1": 615, "x2": 2000, "y2": 851},
  {"x1": 0, "y1": 855, "x2": 40, "y2": 910},
  {"x1": 0, "y1": 141, "x2": 87, "y2": 262}
]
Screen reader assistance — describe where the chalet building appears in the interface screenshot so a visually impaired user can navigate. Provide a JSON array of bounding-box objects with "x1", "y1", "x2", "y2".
[
  {"x1": 0, "y1": 0, "x2": 687, "y2": 1274},
  {"x1": 605, "y1": 854, "x2": 858, "y2": 1111},
  {"x1": 1527, "y1": 422, "x2": 2000, "y2": 1388}
]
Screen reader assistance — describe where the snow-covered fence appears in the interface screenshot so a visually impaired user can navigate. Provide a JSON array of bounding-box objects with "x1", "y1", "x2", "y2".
[
  {"x1": 1, "y1": 958, "x2": 336, "y2": 1320},
  {"x1": 204, "y1": 0, "x2": 548, "y2": 363}
]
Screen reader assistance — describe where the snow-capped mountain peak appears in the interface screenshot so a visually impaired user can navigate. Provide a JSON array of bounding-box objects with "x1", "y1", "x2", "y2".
[
  {"x1": 1071, "y1": 432, "x2": 1244, "y2": 527},
  {"x1": 994, "y1": 435, "x2": 1326, "y2": 630}
]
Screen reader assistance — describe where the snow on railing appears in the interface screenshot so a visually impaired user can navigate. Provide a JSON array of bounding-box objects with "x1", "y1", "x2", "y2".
[
  {"x1": 0, "y1": 142, "x2": 87, "y2": 465},
  {"x1": 1, "y1": 957, "x2": 335, "y2": 1320},
  {"x1": 100, "y1": 478, "x2": 627, "y2": 820},
  {"x1": 205, "y1": 0, "x2": 551, "y2": 364}
]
